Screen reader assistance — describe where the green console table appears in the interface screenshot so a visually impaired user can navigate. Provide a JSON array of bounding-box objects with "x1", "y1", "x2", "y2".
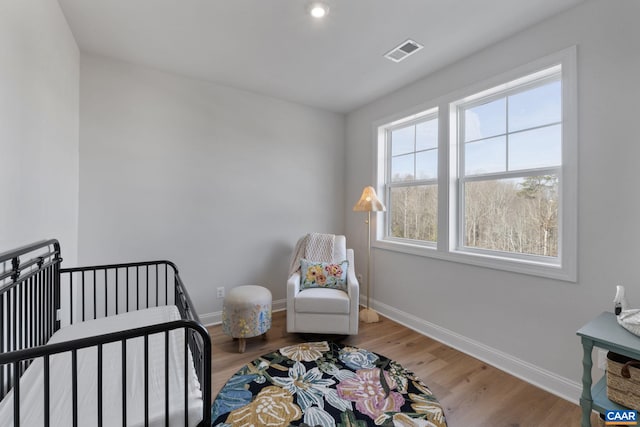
[{"x1": 577, "y1": 311, "x2": 640, "y2": 427}]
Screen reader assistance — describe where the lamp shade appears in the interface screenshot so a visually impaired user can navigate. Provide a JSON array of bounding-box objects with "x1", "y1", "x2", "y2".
[{"x1": 353, "y1": 186, "x2": 386, "y2": 212}]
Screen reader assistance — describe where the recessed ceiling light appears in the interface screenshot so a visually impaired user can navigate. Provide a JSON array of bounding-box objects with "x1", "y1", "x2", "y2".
[{"x1": 308, "y1": 2, "x2": 329, "y2": 18}]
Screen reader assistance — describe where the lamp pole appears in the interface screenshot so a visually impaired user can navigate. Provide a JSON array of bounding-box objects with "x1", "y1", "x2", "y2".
[
  {"x1": 354, "y1": 186, "x2": 384, "y2": 323},
  {"x1": 360, "y1": 209, "x2": 380, "y2": 323}
]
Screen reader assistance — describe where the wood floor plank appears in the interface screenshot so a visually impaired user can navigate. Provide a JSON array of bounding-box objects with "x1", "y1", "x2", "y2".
[{"x1": 207, "y1": 310, "x2": 598, "y2": 427}]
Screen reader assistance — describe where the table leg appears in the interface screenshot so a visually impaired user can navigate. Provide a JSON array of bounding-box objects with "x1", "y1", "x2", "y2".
[
  {"x1": 239, "y1": 338, "x2": 246, "y2": 353},
  {"x1": 580, "y1": 337, "x2": 594, "y2": 427}
]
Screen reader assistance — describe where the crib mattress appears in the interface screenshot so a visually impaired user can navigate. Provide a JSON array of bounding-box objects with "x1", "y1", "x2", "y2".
[{"x1": 0, "y1": 305, "x2": 203, "y2": 427}]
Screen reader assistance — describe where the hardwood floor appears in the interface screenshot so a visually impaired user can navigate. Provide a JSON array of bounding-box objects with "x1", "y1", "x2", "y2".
[{"x1": 208, "y1": 310, "x2": 598, "y2": 427}]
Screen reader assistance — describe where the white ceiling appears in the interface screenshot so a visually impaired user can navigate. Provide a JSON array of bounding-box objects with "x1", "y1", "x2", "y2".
[{"x1": 57, "y1": 0, "x2": 585, "y2": 113}]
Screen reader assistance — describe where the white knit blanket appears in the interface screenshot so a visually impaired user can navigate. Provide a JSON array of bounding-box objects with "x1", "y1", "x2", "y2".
[{"x1": 288, "y1": 233, "x2": 335, "y2": 277}]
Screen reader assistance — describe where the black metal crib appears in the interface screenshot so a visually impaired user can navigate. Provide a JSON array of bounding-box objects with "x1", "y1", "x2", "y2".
[{"x1": 0, "y1": 239, "x2": 211, "y2": 427}]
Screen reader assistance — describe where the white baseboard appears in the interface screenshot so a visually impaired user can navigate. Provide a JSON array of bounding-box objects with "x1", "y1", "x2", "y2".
[
  {"x1": 371, "y1": 299, "x2": 582, "y2": 405},
  {"x1": 199, "y1": 298, "x2": 287, "y2": 327}
]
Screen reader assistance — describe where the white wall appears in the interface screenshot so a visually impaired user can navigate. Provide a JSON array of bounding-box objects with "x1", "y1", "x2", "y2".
[
  {"x1": 0, "y1": 0, "x2": 79, "y2": 264},
  {"x1": 346, "y1": 0, "x2": 640, "y2": 401},
  {"x1": 78, "y1": 54, "x2": 346, "y2": 319}
]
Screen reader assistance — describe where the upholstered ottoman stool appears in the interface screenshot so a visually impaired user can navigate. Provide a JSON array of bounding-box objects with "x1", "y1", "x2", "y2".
[{"x1": 222, "y1": 285, "x2": 272, "y2": 353}]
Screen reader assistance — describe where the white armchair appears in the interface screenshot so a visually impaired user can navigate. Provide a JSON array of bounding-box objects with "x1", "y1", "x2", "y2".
[{"x1": 286, "y1": 235, "x2": 359, "y2": 335}]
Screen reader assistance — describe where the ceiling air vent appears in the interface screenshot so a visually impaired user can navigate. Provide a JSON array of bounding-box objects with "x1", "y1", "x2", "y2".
[{"x1": 384, "y1": 39, "x2": 424, "y2": 63}]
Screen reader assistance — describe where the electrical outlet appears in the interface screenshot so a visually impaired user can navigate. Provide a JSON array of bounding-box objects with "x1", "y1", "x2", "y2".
[
  {"x1": 216, "y1": 287, "x2": 225, "y2": 299},
  {"x1": 597, "y1": 348, "x2": 608, "y2": 370}
]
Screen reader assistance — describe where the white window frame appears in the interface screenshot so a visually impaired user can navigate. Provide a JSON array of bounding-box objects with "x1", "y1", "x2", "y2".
[
  {"x1": 383, "y1": 108, "x2": 439, "y2": 247},
  {"x1": 373, "y1": 47, "x2": 577, "y2": 282}
]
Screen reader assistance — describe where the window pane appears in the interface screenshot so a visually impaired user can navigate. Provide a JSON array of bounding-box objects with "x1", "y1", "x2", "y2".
[
  {"x1": 465, "y1": 136, "x2": 506, "y2": 175},
  {"x1": 509, "y1": 124, "x2": 561, "y2": 171},
  {"x1": 391, "y1": 126, "x2": 415, "y2": 156},
  {"x1": 463, "y1": 175, "x2": 558, "y2": 257},
  {"x1": 389, "y1": 185, "x2": 438, "y2": 242},
  {"x1": 416, "y1": 149, "x2": 438, "y2": 180},
  {"x1": 391, "y1": 153, "x2": 414, "y2": 182},
  {"x1": 464, "y1": 98, "x2": 506, "y2": 141},
  {"x1": 416, "y1": 119, "x2": 438, "y2": 151},
  {"x1": 509, "y1": 80, "x2": 561, "y2": 132}
]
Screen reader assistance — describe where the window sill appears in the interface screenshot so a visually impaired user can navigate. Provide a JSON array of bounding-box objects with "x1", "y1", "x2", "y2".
[{"x1": 373, "y1": 239, "x2": 576, "y2": 282}]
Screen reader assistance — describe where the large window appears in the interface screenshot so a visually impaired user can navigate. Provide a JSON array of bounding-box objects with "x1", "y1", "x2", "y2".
[
  {"x1": 376, "y1": 48, "x2": 577, "y2": 280},
  {"x1": 457, "y1": 69, "x2": 561, "y2": 258},
  {"x1": 386, "y1": 111, "x2": 438, "y2": 243}
]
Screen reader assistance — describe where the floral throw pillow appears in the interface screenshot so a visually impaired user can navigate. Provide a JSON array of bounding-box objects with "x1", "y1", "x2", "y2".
[{"x1": 300, "y1": 259, "x2": 349, "y2": 292}]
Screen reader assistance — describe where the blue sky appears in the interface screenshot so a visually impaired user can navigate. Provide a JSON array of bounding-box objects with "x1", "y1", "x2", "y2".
[
  {"x1": 391, "y1": 79, "x2": 561, "y2": 180},
  {"x1": 464, "y1": 79, "x2": 561, "y2": 175}
]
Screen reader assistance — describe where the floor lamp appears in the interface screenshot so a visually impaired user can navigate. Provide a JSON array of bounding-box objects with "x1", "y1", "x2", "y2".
[{"x1": 353, "y1": 186, "x2": 385, "y2": 323}]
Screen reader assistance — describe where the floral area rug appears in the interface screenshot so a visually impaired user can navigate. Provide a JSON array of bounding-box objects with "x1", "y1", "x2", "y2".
[{"x1": 211, "y1": 341, "x2": 447, "y2": 427}]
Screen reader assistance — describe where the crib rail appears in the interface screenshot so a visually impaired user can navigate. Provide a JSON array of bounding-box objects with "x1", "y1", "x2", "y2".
[
  {"x1": 0, "y1": 320, "x2": 212, "y2": 427},
  {"x1": 0, "y1": 240, "x2": 212, "y2": 426},
  {"x1": 60, "y1": 260, "x2": 193, "y2": 324},
  {"x1": 59, "y1": 260, "x2": 208, "y2": 397},
  {"x1": 0, "y1": 240, "x2": 62, "y2": 400}
]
